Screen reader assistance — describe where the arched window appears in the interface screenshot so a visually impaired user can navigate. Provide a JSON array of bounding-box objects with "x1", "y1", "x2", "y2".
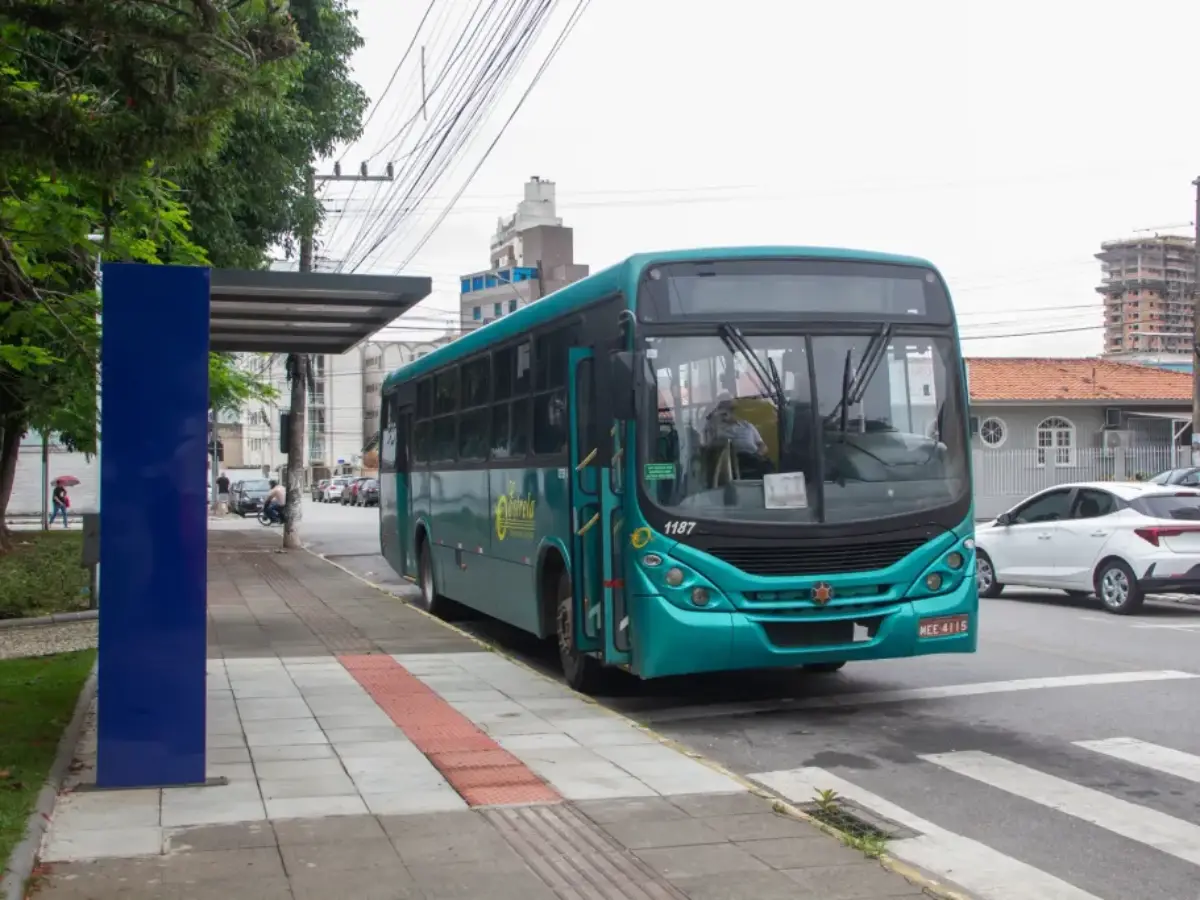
[
  {"x1": 1036, "y1": 416, "x2": 1075, "y2": 467},
  {"x1": 979, "y1": 417, "x2": 1007, "y2": 449}
]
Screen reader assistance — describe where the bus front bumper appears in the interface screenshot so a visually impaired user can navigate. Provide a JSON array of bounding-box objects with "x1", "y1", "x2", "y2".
[{"x1": 632, "y1": 577, "x2": 978, "y2": 680}]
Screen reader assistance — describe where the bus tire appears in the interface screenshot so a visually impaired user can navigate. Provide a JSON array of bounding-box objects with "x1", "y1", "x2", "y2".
[
  {"x1": 556, "y1": 571, "x2": 605, "y2": 695},
  {"x1": 802, "y1": 661, "x2": 846, "y2": 674},
  {"x1": 416, "y1": 539, "x2": 454, "y2": 619}
]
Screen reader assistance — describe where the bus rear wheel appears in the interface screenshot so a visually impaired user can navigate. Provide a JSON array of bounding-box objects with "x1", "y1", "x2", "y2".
[
  {"x1": 417, "y1": 540, "x2": 454, "y2": 619},
  {"x1": 556, "y1": 572, "x2": 605, "y2": 695}
]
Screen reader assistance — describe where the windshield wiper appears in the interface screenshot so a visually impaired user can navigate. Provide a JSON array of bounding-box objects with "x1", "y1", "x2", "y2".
[
  {"x1": 718, "y1": 324, "x2": 785, "y2": 411},
  {"x1": 824, "y1": 324, "x2": 893, "y2": 428}
]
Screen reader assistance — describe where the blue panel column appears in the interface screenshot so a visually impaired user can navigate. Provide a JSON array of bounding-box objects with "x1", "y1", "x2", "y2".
[{"x1": 97, "y1": 263, "x2": 210, "y2": 788}]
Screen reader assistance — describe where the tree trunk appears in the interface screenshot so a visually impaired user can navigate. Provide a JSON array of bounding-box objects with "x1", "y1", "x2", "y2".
[
  {"x1": 0, "y1": 417, "x2": 24, "y2": 553},
  {"x1": 282, "y1": 353, "x2": 306, "y2": 550}
]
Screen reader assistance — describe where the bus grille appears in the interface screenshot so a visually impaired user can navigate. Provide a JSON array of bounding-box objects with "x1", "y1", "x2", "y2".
[{"x1": 707, "y1": 537, "x2": 929, "y2": 577}]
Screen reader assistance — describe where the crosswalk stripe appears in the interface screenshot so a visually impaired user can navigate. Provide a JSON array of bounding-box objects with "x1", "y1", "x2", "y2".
[
  {"x1": 752, "y1": 767, "x2": 1102, "y2": 900},
  {"x1": 1075, "y1": 737, "x2": 1200, "y2": 784},
  {"x1": 923, "y1": 750, "x2": 1200, "y2": 867},
  {"x1": 640, "y1": 670, "x2": 1200, "y2": 723}
]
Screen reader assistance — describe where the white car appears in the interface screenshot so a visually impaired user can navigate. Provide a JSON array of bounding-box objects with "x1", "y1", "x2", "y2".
[
  {"x1": 322, "y1": 477, "x2": 351, "y2": 502},
  {"x1": 975, "y1": 481, "x2": 1200, "y2": 615}
]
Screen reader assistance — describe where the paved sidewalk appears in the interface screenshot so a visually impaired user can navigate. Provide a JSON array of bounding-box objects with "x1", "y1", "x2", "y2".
[{"x1": 29, "y1": 529, "x2": 937, "y2": 899}]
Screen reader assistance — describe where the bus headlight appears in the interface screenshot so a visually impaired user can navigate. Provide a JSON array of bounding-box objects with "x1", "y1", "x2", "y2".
[
  {"x1": 945, "y1": 552, "x2": 964, "y2": 570},
  {"x1": 665, "y1": 567, "x2": 685, "y2": 587},
  {"x1": 691, "y1": 587, "x2": 710, "y2": 607},
  {"x1": 925, "y1": 573, "x2": 943, "y2": 591}
]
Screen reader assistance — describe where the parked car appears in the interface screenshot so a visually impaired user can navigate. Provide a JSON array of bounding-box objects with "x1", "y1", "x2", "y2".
[
  {"x1": 358, "y1": 479, "x2": 379, "y2": 507},
  {"x1": 230, "y1": 479, "x2": 271, "y2": 516},
  {"x1": 342, "y1": 477, "x2": 370, "y2": 506},
  {"x1": 1148, "y1": 467, "x2": 1200, "y2": 487},
  {"x1": 311, "y1": 479, "x2": 330, "y2": 501},
  {"x1": 322, "y1": 477, "x2": 351, "y2": 503},
  {"x1": 975, "y1": 481, "x2": 1200, "y2": 615}
]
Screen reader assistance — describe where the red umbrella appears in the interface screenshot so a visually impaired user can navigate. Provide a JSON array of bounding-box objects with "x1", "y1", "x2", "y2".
[{"x1": 55, "y1": 476, "x2": 81, "y2": 487}]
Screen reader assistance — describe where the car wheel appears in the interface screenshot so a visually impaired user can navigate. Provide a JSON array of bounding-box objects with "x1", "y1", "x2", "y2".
[
  {"x1": 976, "y1": 550, "x2": 1004, "y2": 598},
  {"x1": 556, "y1": 571, "x2": 606, "y2": 694},
  {"x1": 802, "y1": 661, "x2": 846, "y2": 674},
  {"x1": 1095, "y1": 559, "x2": 1144, "y2": 615}
]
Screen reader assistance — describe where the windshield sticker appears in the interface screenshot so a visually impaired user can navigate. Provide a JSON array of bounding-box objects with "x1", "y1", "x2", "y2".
[
  {"x1": 763, "y1": 472, "x2": 809, "y2": 509},
  {"x1": 643, "y1": 462, "x2": 676, "y2": 482}
]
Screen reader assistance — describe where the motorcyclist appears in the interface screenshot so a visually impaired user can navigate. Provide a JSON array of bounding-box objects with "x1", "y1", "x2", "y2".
[{"x1": 264, "y1": 479, "x2": 286, "y2": 523}]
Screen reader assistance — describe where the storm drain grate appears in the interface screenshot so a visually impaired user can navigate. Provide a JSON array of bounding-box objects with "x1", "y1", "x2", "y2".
[{"x1": 801, "y1": 800, "x2": 896, "y2": 842}]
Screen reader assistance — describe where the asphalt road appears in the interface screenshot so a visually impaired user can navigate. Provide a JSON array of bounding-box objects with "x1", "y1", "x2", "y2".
[{"x1": 296, "y1": 499, "x2": 1200, "y2": 900}]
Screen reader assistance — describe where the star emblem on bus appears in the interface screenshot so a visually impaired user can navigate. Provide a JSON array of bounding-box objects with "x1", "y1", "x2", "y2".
[{"x1": 811, "y1": 582, "x2": 834, "y2": 605}]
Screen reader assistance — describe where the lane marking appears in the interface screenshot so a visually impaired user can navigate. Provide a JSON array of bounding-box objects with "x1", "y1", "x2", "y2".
[
  {"x1": 1075, "y1": 737, "x2": 1200, "y2": 784},
  {"x1": 339, "y1": 654, "x2": 560, "y2": 806},
  {"x1": 923, "y1": 750, "x2": 1200, "y2": 867},
  {"x1": 640, "y1": 670, "x2": 1200, "y2": 723},
  {"x1": 753, "y1": 767, "x2": 1101, "y2": 900}
]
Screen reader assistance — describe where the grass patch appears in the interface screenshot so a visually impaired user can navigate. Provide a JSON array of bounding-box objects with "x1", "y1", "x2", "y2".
[
  {"x1": 0, "y1": 532, "x2": 88, "y2": 620},
  {"x1": 0, "y1": 649, "x2": 95, "y2": 875}
]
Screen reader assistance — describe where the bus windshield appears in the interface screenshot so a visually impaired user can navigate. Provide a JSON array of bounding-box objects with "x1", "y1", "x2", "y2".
[{"x1": 642, "y1": 331, "x2": 968, "y2": 524}]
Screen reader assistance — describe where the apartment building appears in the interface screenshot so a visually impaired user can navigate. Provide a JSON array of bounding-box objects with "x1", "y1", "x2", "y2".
[
  {"x1": 459, "y1": 176, "x2": 589, "y2": 331},
  {"x1": 1098, "y1": 235, "x2": 1196, "y2": 356}
]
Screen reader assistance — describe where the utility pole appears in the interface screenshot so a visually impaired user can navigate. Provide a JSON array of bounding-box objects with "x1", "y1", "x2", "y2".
[
  {"x1": 281, "y1": 162, "x2": 394, "y2": 549},
  {"x1": 1193, "y1": 177, "x2": 1200, "y2": 465}
]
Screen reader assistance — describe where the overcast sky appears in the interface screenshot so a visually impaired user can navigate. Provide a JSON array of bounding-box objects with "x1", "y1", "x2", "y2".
[{"x1": 317, "y1": 0, "x2": 1200, "y2": 356}]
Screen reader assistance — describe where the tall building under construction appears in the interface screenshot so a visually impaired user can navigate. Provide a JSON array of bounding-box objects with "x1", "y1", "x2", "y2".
[{"x1": 1098, "y1": 235, "x2": 1196, "y2": 356}]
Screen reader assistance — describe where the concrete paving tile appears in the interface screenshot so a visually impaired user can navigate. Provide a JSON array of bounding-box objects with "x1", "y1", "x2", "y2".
[
  {"x1": 51, "y1": 789, "x2": 161, "y2": 829},
  {"x1": 279, "y1": 836, "x2": 400, "y2": 873},
  {"x1": 379, "y1": 810, "x2": 496, "y2": 842},
  {"x1": 698, "y1": 813, "x2": 817, "y2": 842},
  {"x1": 236, "y1": 697, "x2": 314, "y2": 720},
  {"x1": 265, "y1": 794, "x2": 368, "y2": 820},
  {"x1": 670, "y1": 869, "x2": 816, "y2": 900},
  {"x1": 671, "y1": 793, "x2": 774, "y2": 818},
  {"x1": 360, "y1": 788, "x2": 468, "y2": 815},
  {"x1": 42, "y1": 824, "x2": 164, "y2": 862},
  {"x1": 325, "y1": 726, "x2": 408, "y2": 743},
  {"x1": 163, "y1": 821, "x2": 277, "y2": 853},
  {"x1": 228, "y1": 684, "x2": 303, "y2": 699},
  {"x1": 166, "y1": 877, "x2": 296, "y2": 899},
  {"x1": 782, "y1": 862, "x2": 921, "y2": 898},
  {"x1": 206, "y1": 732, "x2": 249, "y2": 749},
  {"x1": 314, "y1": 711, "x2": 396, "y2": 730},
  {"x1": 254, "y1": 758, "x2": 349, "y2": 780},
  {"x1": 635, "y1": 843, "x2": 770, "y2": 879},
  {"x1": 207, "y1": 746, "x2": 252, "y2": 765},
  {"x1": 340, "y1": 753, "x2": 434, "y2": 777},
  {"x1": 207, "y1": 716, "x2": 244, "y2": 736},
  {"x1": 289, "y1": 864, "x2": 422, "y2": 900},
  {"x1": 573, "y1": 796, "x2": 691, "y2": 824},
  {"x1": 495, "y1": 732, "x2": 581, "y2": 751},
  {"x1": 600, "y1": 817, "x2": 726, "y2": 850},
  {"x1": 206, "y1": 762, "x2": 256, "y2": 784},
  {"x1": 161, "y1": 784, "x2": 265, "y2": 827},
  {"x1": 736, "y1": 836, "x2": 865, "y2": 869},
  {"x1": 241, "y1": 716, "x2": 323, "y2": 737},
  {"x1": 336, "y1": 740, "x2": 427, "y2": 762},
  {"x1": 350, "y1": 772, "x2": 450, "y2": 795},
  {"x1": 246, "y1": 729, "x2": 329, "y2": 747},
  {"x1": 157, "y1": 847, "x2": 285, "y2": 884},
  {"x1": 477, "y1": 716, "x2": 558, "y2": 736},
  {"x1": 407, "y1": 862, "x2": 559, "y2": 900},
  {"x1": 544, "y1": 771, "x2": 659, "y2": 801},
  {"x1": 272, "y1": 814, "x2": 387, "y2": 846},
  {"x1": 251, "y1": 743, "x2": 337, "y2": 763},
  {"x1": 259, "y1": 774, "x2": 357, "y2": 799},
  {"x1": 391, "y1": 825, "x2": 524, "y2": 869}
]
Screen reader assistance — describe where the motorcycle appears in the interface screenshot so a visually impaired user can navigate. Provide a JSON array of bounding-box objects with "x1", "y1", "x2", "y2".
[{"x1": 257, "y1": 504, "x2": 284, "y2": 526}]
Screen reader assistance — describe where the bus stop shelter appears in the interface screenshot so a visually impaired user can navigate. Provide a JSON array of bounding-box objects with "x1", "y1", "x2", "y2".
[{"x1": 99, "y1": 263, "x2": 431, "y2": 788}]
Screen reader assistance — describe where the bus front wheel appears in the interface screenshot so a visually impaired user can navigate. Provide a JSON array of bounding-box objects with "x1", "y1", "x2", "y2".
[{"x1": 556, "y1": 572, "x2": 605, "y2": 695}]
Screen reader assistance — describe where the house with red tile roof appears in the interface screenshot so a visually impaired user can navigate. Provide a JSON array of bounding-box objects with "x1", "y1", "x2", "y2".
[{"x1": 965, "y1": 358, "x2": 1192, "y2": 517}]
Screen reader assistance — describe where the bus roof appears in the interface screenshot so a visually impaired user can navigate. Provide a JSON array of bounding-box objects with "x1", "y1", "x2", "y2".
[{"x1": 382, "y1": 245, "x2": 938, "y2": 390}]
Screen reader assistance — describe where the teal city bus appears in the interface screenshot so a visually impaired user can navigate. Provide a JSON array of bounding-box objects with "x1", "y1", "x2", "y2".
[{"x1": 378, "y1": 247, "x2": 976, "y2": 692}]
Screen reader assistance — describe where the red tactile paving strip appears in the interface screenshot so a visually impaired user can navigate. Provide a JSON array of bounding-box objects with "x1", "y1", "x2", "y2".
[{"x1": 338, "y1": 654, "x2": 560, "y2": 807}]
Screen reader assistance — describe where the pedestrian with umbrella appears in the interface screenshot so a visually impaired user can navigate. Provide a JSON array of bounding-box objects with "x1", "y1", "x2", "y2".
[{"x1": 50, "y1": 476, "x2": 78, "y2": 528}]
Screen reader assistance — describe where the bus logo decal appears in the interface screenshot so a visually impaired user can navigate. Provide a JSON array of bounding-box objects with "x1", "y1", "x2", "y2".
[
  {"x1": 630, "y1": 527, "x2": 652, "y2": 549},
  {"x1": 811, "y1": 582, "x2": 834, "y2": 605},
  {"x1": 495, "y1": 482, "x2": 536, "y2": 540}
]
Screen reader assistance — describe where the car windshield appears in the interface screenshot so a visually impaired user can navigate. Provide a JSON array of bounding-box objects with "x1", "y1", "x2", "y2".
[
  {"x1": 641, "y1": 331, "x2": 968, "y2": 524},
  {"x1": 243, "y1": 480, "x2": 270, "y2": 493}
]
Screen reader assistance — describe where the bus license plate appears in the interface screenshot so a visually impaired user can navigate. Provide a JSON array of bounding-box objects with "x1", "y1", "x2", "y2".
[{"x1": 918, "y1": 615, "x2": 969, "y2": 638}]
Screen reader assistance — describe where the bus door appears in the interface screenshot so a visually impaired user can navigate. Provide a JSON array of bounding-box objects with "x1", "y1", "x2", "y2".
[
  {"x1": 380, "y1": 394, "x2": 412, "y2": 577},
  {"x1": 567, "y1": 347, "x2": 631, "y2": 667}
]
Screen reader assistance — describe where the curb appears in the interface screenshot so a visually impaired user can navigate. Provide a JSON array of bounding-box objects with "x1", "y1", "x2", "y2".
[
  {"x1": 305, "y1": 549, "x2": 972, "y2": 900},
  {"x1": 0, "y1": 661, "x2": 97, "y2": 900},
  {"x1": 0, "y1": 611, "x2": 98, "y2": 631}
]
